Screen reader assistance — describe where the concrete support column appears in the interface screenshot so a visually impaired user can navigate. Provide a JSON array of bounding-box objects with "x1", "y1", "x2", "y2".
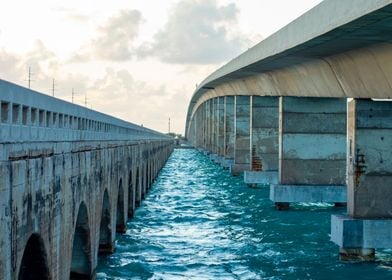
[
  {"x1": 244, "y1": 96, "x2": 279, "y2": 186},
  {"x1": 331, "y1": 99, "x2": 392, "y2": 261},
  {"x1": 217, "y1": 97, "x2": 225, "y2": 157},
  {"x1": 221, "y1": 96, "x2": 235, "y2": 169},
  {"x1": 270, "y1": 97, "x2": 347, "y2": 209},
  {"x1": 209, "y1": 98, "x2": 219, "y2": 162},
  {"x1": 212, "y1": 98, "x2": 218, "y2": 154},
  {"x1": 206, "y1": 100, "x2": 212, "y2": 153},
  {"x1": 202, "y1": 102, "x2": 207, "y2": 150},
  {"x1": 231, "y1": 96, "x2": 251, "y2": 176}
]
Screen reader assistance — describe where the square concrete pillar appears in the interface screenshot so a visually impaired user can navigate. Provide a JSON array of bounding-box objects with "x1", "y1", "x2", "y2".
[
  {"x1": 211, "y1": 98, "x2": 218, "y2": 155},
  {"x1": 231, "y1": 96, "x2": 251, "y2": 176},
  {"x1": 205, "y1": 100, "x2": 212, "y2": 153},
  {"x1": 270, "y1": 97, "x2": 347, "y2": 207},
  {"x1": 210, "y1": 97, "x2": 226, "y2": 164},
  {"x1": 331, "y1": 99, "x2": 392, "y2": 260},
  {"x1": 202, "y1": 102, "x2": 207, "y2": 150},
  {"x1": 222, "y1": 96, "x2": 235, "y2": 169},
  {"x1": 244, "y1": 96, "x2": 279, "y2": 185},
  {"x1": 217, "y1": 97, "x2": 225, "y2": 157}
]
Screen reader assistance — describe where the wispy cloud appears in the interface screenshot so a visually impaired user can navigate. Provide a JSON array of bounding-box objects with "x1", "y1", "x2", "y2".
[
  {"x1": 137, "y1": 0, "x2": 250, "y2": 65},
  {"x1": 72, "y1": 10, "x2": 142, "y2": 62}
]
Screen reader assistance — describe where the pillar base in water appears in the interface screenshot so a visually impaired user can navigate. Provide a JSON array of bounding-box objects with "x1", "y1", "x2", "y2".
[
  {"x1": 209, "y1": 153, "x2": 220, "y2": 163},
  {"x1": 270, "y1": 184, "x2": 346, "y2": 203},
  {"x1": 116, "y1": 224, "x2": 127, "y2": 234},
  {"x1": 275, "y1": 202, "x2": 290, "y2": 211},
  {"x1": 70, "y1": 271, "x2": 95, "y2": 280},
  {"x1": 220, "y1": 158, "x2": 234, "y2": 169},
  {"x1": 334, "y1": 202, "x2": 347, "y2": 208},
  {"x1": 128, "y1": 210, "x2": 134, "y2": 219},
  {"x1": 339, "y1": 248, "x2": 375, "y2": 261},
  {"x1": 99, "y1": 242, "x2": 115, "y2": 255},
  {"x1": 331, "y1": 214, "x2": 392, "y2": 261},
  {"x1": 244, "y1": 171, "x2": 278, "y2": 185},
  {"x1": 230, "y1": 164, "x2": 250, "y2": 176}
]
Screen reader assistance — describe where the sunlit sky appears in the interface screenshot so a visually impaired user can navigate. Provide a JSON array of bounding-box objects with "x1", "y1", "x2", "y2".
[{"x1": 0, "y1": 0, "x2": 322, "y2": 134}]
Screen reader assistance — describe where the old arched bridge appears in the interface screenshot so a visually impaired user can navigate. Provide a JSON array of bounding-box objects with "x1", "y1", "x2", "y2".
[{"x1": 0, "y1": 80, "x2": 174, "y2": 279}]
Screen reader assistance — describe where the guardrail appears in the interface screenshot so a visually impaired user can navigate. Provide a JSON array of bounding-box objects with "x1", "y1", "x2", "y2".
[{"x1": 0, "y1": 79, "x2": 170, "y2": 143}]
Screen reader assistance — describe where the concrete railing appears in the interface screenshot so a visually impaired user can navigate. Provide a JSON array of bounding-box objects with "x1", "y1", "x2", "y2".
[{"x1": 0, "y1": 79, "x2": 170, "y2": 143}]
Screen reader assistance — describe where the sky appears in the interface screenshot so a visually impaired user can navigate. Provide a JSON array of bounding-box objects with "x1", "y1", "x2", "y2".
[{"x1": 0, "y1": 0, "x2": 322, "y2": 134}]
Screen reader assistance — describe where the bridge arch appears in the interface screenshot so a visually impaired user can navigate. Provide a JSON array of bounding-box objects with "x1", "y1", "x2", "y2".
[
  {"x1": 18, "y1": 233, "x2": 50, "y2": 280},
  {"x1": 128, "y1": 170, "x2": 134, "y2": 218},
  {"x1": 99, "y1": 190, "x2": 113, "y2": 254},
  {"x1": 141, "y1": 164, "x2": 145, "y2": 199},
  {"x1": 70, "y1": 202, "x2": 92, "y2": 279},
  {"x1": 116, "y1": 179, "x2": 126, "y2": 233},
  {"x1": 135, "y1": 166, "x2": 141, "y2": 207}
]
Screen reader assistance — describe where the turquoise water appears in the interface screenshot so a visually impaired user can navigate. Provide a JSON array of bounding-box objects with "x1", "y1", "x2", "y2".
[{"x1": 97, "y1": 149, "x2": 392, "y2": 280}]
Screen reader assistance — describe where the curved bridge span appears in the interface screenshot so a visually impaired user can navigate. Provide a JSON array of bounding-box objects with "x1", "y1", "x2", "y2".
[
  {"x1": 185, "y1": 0, "x2": 392, "y2": 261},
  {"x1": 0, "y1": 80, "x2": 174, "y2": 279}
]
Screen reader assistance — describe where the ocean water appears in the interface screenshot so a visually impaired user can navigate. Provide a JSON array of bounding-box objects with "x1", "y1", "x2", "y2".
[{"x1": 97, "y1": 149, "x2": 392, "y2": 280}]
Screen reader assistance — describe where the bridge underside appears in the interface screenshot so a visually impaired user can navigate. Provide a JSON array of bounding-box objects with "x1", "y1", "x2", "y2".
[{"x1": 186, "y1": 0, "x2": 392, "y2": 262}]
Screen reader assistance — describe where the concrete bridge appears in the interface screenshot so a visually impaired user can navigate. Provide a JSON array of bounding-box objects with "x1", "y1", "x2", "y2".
[
  {"x1": 185, "y1": 0, "x2": 392, "y2": 260},
  {"x1": 0, "y1": 80, "x2": 174, "y2": 279}
]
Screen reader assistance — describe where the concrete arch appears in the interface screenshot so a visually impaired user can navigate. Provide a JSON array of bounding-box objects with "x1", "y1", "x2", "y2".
[
  {"x1": 99, "y1": 190, "x2": 113, "y2": 254},
  {"x1": 141, "y1": 164, "x2": 146, "y2": 199},
  {"x1": 146, "y1": 160, "x2": 150, "y2": 191},
  {"x1": 70, "y1": 202, "x2": 92, "y2": 280},
  {"x1": 18, "y1": 233, "x2": 50, "y2": 280},
  {"x1": 135, "y1": 167, "x2": 141, "y2": 207},
  {"x1": 116, "y1": 179, "x2": 126, "y2": 233},
  {"x1": 128, "y1": 170, "x2": 134, "y2": 218}
]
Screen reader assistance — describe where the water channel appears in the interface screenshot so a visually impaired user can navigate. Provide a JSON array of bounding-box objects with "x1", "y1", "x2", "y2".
[{"x1": 97, "y1": 149, "x2": 392, "y2": 279}]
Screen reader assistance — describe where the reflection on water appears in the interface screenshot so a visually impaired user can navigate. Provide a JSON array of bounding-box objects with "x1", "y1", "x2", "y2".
[{"x1": 97, "y1": 149, "x2": 392, "y2": 280}]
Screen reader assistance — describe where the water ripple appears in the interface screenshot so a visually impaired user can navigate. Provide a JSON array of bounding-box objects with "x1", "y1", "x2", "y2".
[{"x1": 98, "y1": 149, "x2": 392, "y2": 280}]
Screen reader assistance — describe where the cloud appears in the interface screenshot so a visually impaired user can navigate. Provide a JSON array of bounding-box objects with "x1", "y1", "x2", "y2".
[
  {"x1": 137, "y1": 0, "x2": 248, "y2": 65},
  {"x1": 89, "y1": 68, "x2": 187, "y2": 133},
  {"x1": 72, "y1": 10, "x2": 142, "y2": 62},
  {"x1": 0, "y1": 41, "x2": 89, "y2": 101}
]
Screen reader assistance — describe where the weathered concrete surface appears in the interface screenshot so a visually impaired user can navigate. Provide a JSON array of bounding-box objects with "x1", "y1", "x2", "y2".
[
  {"x1": 331, "y1": 215, "x2": 392, "y2": 249},
  {"x1": 231, "y1": 96, "x2": 251, "y2": 176},
  {"x1": 217, "y1": 97, "x2": 225, "y2": 157},
  {"x1": 270, "y1": 185, "x2": 346, "y2": 203},
  {"x1": 251, "y1": 96, "x2": 279, "y2": 171},
  {"x1": 278, "y1": 97, "x2": 346, "y2": 185},
  {"x1": 245, "y1": 96, "x2": 279, "y2": 185},
  {"x1": 224, "y1": 96, "x2": 235, "y2": 164},
  {"x1": 244, "y1": 171, "x2": 278, "y2": 185},
  {"x1": 330, "y1": 99, "x2": 392, "y2": 260},
  {"x1": 347, "y1": 99, "x2": 392, "y2": 219},
  {"x1": 0, "y1": 81, "x2": 174, "y2": 280}
]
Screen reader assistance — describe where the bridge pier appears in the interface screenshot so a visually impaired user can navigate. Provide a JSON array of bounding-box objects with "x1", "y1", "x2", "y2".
[
  {"x1": 221, "y1": 96, "x2": 235, "y2": 169},
  {"x1": 331, "y1": 99, "x2": 392, "y2": 261},
  {"x1": 270, "y1": 97, "x2": 347, "y2": 209},
  {"x1": 231, "y1": 96, "x2": 251, "y2": 176},
  {"x1": 244, "y1": 96, "x2": 279, "y2": 186},
  {"x1": 209, "y1": 98, "x2": 219, "y2": 163},
  {"x1": 216, "y1": 97, "x2": 225, "y2": 164}
]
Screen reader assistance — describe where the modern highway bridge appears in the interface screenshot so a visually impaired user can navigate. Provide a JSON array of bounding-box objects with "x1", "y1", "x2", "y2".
[{"x1": 185, "y1": 0, "x2": 392, "y2": 261}]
